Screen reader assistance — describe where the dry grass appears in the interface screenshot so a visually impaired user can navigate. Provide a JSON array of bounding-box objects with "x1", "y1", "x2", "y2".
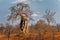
[{"x1": 0, "y1": 32, "x2": 60, "y2": 40}]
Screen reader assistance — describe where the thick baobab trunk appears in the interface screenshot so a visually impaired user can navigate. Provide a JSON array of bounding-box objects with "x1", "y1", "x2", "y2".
[
  {"x1": 23, "y1": 18, "x2": 28, "y2": 33},
  {"x1": 20, "y1": 18, "x2": 28, "y2": 33},
  {"x1": 19, "y1": 13, "x2": 28, "y2": 33},
  {"x1": 20, "y1": 18, "x2": 24, "y2": 31}
]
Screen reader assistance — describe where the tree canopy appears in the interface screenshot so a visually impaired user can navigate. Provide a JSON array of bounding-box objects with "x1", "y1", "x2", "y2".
[{"x1": 7, "y1": 2, "x2": 33, "y2": 22}]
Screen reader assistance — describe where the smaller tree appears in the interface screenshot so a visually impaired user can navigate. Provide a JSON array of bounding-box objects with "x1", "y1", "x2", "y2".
[
  {"x1": 0, "y1": 24, "x2": 5, "y2": 34},
  {"x1": 56, "y1": 24, "x2": 60, "y2": 32},
  {"x1": 42, "y1": 9, "x2": 56, "y2": 25},
  {"x1": 4, "y1": 23, "x2": 13, "y2": 40}
]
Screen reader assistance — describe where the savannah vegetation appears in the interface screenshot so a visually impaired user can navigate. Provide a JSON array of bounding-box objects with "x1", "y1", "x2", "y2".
[{"x1": 0, "y1": 2, "x2": 60, "y2": 40}]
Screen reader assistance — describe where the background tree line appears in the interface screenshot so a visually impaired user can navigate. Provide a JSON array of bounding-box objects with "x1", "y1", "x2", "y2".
[{"x1": 0, "y1": 19, "x2": 60, "y2": 34}]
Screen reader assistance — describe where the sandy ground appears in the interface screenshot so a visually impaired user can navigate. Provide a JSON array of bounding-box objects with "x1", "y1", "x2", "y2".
[{"x1": 0, "y1": 32, "x2": 60, "y2": 40}]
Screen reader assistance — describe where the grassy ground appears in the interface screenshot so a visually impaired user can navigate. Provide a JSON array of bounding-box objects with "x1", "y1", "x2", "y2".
[{"x1": 0, "y1": 32, "x2": 60, "y2": 40}]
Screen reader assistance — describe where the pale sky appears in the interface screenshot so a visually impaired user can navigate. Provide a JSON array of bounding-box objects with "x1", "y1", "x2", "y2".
[{"x1": 0, "y1": 0, "x2": 60, "y2": 24}]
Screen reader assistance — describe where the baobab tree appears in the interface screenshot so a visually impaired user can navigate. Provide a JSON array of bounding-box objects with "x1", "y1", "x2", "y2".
[
  {"x1": 42, "y1": 10, "x2": 56, "y2": 40},
  {"x1": 43, "y1": 9, "x2": 56, "y2": 25},
  {"x1": 7, "y1": 2, "x2": 33, "y2": 34},
  {"x1": 5, "y1": 23, "x2": 12, "y2": 40}
]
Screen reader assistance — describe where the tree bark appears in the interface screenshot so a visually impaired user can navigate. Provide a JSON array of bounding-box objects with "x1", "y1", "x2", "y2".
[
  {"x1": 20, "y1": 18, "x2": 24, "y2": 32},
  {"x1": 23, "y1": 19, "x2": 28, "y2": 33},
  {"x1": 19, "y1": 13, "x2": 28, "y2": 34}
]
